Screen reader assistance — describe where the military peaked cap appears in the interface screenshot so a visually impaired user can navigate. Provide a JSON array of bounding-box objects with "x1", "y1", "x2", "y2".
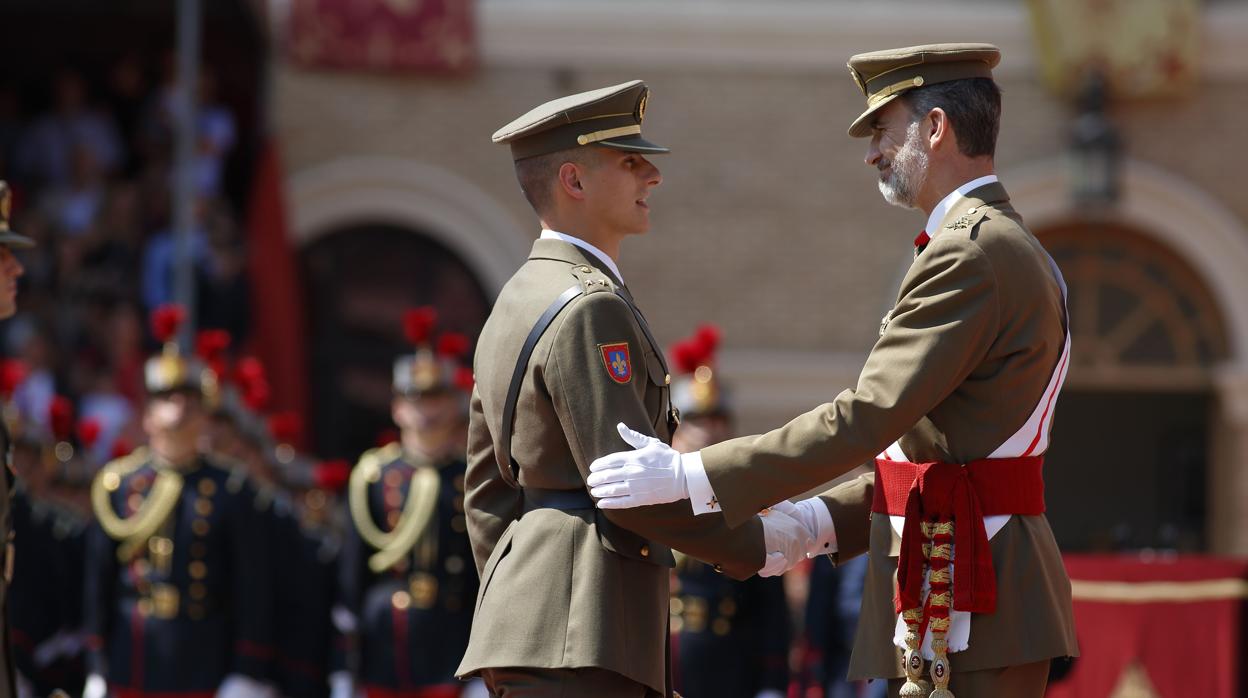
[{"x1": 493, "y1": 80, "x2": 670, "y2": 161}]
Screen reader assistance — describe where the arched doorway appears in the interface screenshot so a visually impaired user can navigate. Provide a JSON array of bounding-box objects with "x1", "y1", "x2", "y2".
[
  {"x1": 300, "y1": 223, "x2": 492, "y2": 459},
  {"x1": 1040, "y1": 220, "x2": 1230, "y2": 552}
]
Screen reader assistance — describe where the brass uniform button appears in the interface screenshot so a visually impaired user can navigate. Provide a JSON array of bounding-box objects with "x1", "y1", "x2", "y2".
[
  {"x1": 392, "y1": 590, "x2": 412, "y2": 610},
  {"x1": 197, "y1": 479, "x2": 217, "y2": 496},
  {"x1": 712, "y1": 564, "x2": 724, "y2": 574},
  {"x1": 712, "y1": 618, "x2": 731, "y2": 636},
  {"x1": 103, "y1": 472, "x2": 121, "y2": 491},
  {"x1": 195, "y1": 498, "x2": 213, "y2": 516},
  {"x1": 190, "y1": 583, "x2": 208, "y2": 600},
  {"x1": 640, "y1": 544, "x2": 650, "y2": 558},
  {"x1": 664, "y1": 373, "x2": 671, "y2": 385},
  {"x1": 192, "y1": 520, "x2": 210, "y2": 536},
  {"x1": 189, "y1": 561, "x2": 208, "y2": 579}
]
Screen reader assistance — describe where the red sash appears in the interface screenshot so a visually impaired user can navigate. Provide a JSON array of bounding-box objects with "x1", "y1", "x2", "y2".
[{"x1": 872, "y1": 456, "x2": 1046, "y2": 616}]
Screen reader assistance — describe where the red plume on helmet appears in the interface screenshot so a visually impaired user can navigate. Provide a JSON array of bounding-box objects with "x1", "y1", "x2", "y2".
[
  {"x1": 436, "y1": 332, "x2": 471, "y2": 359},
  {"x1": 671, "y1": 324, "x2": 721, "y2": 374},
  {"x1": 77, "y1": 418, "x2": 102, "y2": 449},
  {"x1": 314, "y1": 459, "x2": 351, "y2": 493},
  {"x1": 49, "y1": 396, "x2": 74, "y2": 442},
  {"x1": 0, "y1": 359, "x2": 27, "y2": 400},
  {"x1": 403, "y1": 307, "x2": 438, "y2": 346},
  {"x1": 234, "y1": 357, "x2": 271, "y2": 412},
  {"x1": 454, "y1": 366, "x2": 475, "y2": 393},
  {"x1": 195, "y1": 329, "x2": 232, "y2": 378},
  {"x1": 693, "y1": 324, "x2": 721, "y2": 360},
  {"x1": 151, "y1": 304, "x2": 187, "y2": 344},
  {"x1": 268, "y1": 411, "x2": 303, "y2": 446}
]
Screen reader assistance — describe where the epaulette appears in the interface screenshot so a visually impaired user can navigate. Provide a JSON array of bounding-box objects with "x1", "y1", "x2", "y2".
[
  {"x1": 569, "y1": 263, "x2": 616, "y2": 295},
  {"x1": 355, "y1": 442, "x2": 402, "y2": 482},
  {"x1": 942, "y1": 203, "x2": 992, "y2": 234},
  {"x1": 97, "y1": 447, "x2": 151, "y2": 488}
]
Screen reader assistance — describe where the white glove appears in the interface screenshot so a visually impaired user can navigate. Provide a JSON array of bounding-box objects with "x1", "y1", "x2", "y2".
[
  {"x1": 784, "y1": 496, "x2": 838, "y2": 557},
  {"x1": 758, "y1": 503, "x2": 815, "y2": 577},
  {"x1": 460, "y1": 678, "x2": 490, "y2": 698},
  {"x1": 587, "y1": 423, "x2": 689, "y2": 508},
  {"x1": 328, "y1": 671, "x2": 354, "y2": 698},
  {"x1": 216, "y1": 674, "x2": 276, "y2": 698},
  {"x1": 83, "y1": 674, "x2": 108, "y2": 698}
]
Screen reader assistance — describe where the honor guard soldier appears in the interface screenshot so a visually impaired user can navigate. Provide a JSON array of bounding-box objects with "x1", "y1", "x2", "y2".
[
  {"x1": 589, "y1": 45, "x2": 1079, "y2": 698},
  {"x1": 9, "y1": 397, "x2": 95, "y2": 697},
  {"x1": 667, "y1": 326, "x2": 790, "y2": 698},
  {"x1": 333, "y1": 308, "x2": 480, "y2": 698},
  {"x1": 83, "y1": 305, "x2": 276, "y2": 698},
  {"x1": 456, "y1": 81, "x2": 812, "y2": 698}
]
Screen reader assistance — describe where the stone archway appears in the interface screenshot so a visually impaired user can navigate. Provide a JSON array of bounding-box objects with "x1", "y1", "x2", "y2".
[
  {"x1": 286, "y1": 156, "x2": 530, "y2": 295},
  {"x1": 1003, "y1": 158, "x2": 1248, "y2": 554}
]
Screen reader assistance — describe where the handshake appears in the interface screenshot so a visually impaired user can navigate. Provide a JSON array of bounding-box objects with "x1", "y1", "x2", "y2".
[{"x1": 587, "y1": 423, "x2": 834, "y2": 578}]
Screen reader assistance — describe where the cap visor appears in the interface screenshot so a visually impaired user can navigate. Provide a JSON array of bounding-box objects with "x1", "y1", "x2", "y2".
[
  {"x1": 598, "y1": 134, "x2": 670, "y2": 154},
  {"x1": 847, "y1": 93, "x2": 901, "y2": 138}
]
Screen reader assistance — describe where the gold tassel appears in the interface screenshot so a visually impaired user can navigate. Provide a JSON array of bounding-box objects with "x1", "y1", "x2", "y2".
[{"x1": 898, "y1": 609, "x2": 929, "y2": 697}]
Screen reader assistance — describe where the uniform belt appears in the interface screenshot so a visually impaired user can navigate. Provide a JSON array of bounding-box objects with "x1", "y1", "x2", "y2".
[{"x1": 522, "y1": 487, "x2": 594, "y2": 513}]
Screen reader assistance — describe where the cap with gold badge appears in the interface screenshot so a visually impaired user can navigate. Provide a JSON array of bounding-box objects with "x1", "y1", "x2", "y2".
[
  {"x1": 492, "y1": 80, "x2": 670, "y2": 161},
  {"x1": 0, "y1": 181, "x2": 36, "y2": 249},
  {"x1": 846, "y1": 43, "x2": 1001, "y2": 138}
]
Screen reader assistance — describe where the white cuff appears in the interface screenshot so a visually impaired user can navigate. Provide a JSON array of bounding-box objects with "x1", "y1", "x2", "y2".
[
  {"x1": 683, "y1": 451, "x2": 721, "y2": 515},
  {"x1": 810, "y1": 497, "x2": 838, "y2": 555}
]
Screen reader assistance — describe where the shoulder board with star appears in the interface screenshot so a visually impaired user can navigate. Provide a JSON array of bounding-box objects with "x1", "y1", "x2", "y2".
[{"x1": 569, "y1": 263, "x2": 616, "y2": 295}]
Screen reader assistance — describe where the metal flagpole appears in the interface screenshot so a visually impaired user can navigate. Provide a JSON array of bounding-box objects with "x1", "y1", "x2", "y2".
[{"x1": 172, "y1": 0, "x2": 201, "y2": 347}]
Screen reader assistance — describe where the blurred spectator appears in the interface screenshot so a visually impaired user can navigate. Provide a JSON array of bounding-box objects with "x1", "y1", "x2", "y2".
[
  {"x1": 140, "y1": 196, "x2": 209, "y2": 311},
  {"x1": 9, "y1": 321, "x2": 57, "y2": 437},
  {"x1": 194, "y1": 69, "x2": 237, "y2": 199},
  {"x1": 39, "y1": 143, "x2": 106, "y2": 238},
  {"x1": 15, "y1": 69, "x2": 123, "y2": 188}
]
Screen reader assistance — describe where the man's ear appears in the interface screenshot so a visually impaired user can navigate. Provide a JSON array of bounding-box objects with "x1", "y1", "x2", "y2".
[
  {"x1": 927, "y1": 107, "x2": 953, "y2": 152},
  {"x1": 557, "y1": 161, "x2": 587, "y2": 201}
]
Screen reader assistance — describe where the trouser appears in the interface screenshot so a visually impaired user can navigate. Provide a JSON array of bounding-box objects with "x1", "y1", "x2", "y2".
[
  {"x1": 481, "y1": 667, "x2": 661, "y2": 698},
  {"x1": 885, "y1": 659, "x2": 1049, "y2": 698}
]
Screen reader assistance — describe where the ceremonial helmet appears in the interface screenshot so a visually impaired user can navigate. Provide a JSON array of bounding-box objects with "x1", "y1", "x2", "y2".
[
  {"x1": 145, "y1": 304, "x2": 219, "y2": 404},
  {"x1": 393, "y1": 306, "x2": 474, "y2": 397},
  {"x1": 669, "y1": 324, "x2": 731, "y2": 420}
]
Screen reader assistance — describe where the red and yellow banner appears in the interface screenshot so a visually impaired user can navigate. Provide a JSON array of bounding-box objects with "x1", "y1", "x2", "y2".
[{"x1": 287, "y1": 0, "x2": 476, "y2": 74}]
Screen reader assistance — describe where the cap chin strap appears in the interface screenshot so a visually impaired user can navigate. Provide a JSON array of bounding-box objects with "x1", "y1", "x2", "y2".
[{"x1": 577, "y1": 125, "x2": 642, "y2": 146}]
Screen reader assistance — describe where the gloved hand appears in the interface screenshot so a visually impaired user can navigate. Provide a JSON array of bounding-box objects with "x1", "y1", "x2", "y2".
[
  {"x1": 216, "y1": 674, "x2": 276, "y2": 698},
  {"x1": 459, "y1": 678, "x2": 490, "y2": 698},
  {"x1": 757, "y1": 502, "x2": 815, "y2": 577},
  {"x1": 328, "y1": 671, "x2": 354, "y2": 698},
  {"x1": 83, "y1": 674, "x2": 108, "y2": 698},
  {"x1": 587, "y1": 423, "x2": 689, "y2": 508},
  {"x1": 783, "y1": 497, "x2": 836, "y2": 557}
]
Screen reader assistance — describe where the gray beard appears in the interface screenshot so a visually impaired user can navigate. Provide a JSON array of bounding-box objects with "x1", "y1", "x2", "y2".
[{"x1": 878, "y1": 121, "x2": 929, "y2": 209}]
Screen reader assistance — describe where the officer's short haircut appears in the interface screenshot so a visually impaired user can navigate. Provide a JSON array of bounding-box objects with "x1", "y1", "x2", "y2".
[
  {"x1": 902, "y1": 78, "x2": 1001, "y2": 158},
  {"x1": 514, "y1": 147, "x2": 595, "y2": 216}
]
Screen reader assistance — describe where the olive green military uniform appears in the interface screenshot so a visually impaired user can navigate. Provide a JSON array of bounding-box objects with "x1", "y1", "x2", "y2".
[
  {"x1": 695, "y1": 47, "x2": 1078, "y2": 692},
  {"x1": 0, "y1": 181, "x2": 37, "y2": 698},
  {"x1": 457, "y1": 82, "x2": 766, "y2": 696}
]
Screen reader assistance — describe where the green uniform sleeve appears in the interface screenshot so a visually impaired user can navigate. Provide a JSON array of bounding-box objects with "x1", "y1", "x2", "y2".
[
  {"x1": 547, "y1": 292, "x2": 766, "y2": 579},
  {"x1": 703, "y1": 236, "x2": 1001, "y2": 527}
]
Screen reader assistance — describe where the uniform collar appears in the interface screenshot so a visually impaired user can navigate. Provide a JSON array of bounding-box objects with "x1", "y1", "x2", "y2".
[
  {"x1": 924, "y1": 174, "x2": 1000, "y2": 241},
  {"x1": 538, "y1": 229, "x2": 624, "y2": 285},
  {"x1": 531, "y1": 230, "x2": 625, "y2": 287}
]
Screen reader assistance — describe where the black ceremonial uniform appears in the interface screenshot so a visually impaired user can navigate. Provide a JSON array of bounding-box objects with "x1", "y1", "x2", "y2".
[
  {"x1": 671, "y1": 555, "x2": 789, "y2": 698},
  {"x1": 84, "y1": 450, "x2": 274, "y2": 696},
  {"x1": 338, "y1": 444, "x2": 477, "y2": 697}
]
